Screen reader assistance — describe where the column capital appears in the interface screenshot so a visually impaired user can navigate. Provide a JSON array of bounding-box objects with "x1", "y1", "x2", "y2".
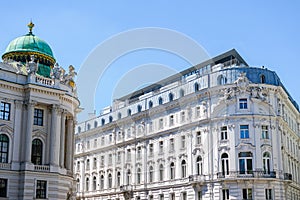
[
  {"x1": 14, "y1": 100, "x2": 24, "y2": 109},
  {"x1": 25, "y1": 100, "x2": 37, "y2": 108},
  {"x1": 51, "y1": 104, "x2": 63, "y2": 115}
]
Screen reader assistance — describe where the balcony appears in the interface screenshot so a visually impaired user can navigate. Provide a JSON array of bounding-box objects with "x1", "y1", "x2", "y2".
[
  {"x1": 217, "y1": 171, "x2": 276, "y2": 179},
  {"x1": 34, "y1": 165, "x2": 50, "y2": 172},
  {"x1": 189, "y1": 174, "x2": 206, "y2": 185},
  {"x1": 0, "y1": 162, "x2": 11, "y2": 170}
]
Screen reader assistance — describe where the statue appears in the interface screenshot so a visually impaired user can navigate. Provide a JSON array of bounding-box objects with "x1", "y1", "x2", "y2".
[
  {"x1": 26, "y1": 55, "x2": 39, "y2": 75},
  {"x1": 51, "y1": 63, "x2": 64, "y2": 80},
  {"x1": 63, "y1": 65, "x2": 77, "y2": 85}
]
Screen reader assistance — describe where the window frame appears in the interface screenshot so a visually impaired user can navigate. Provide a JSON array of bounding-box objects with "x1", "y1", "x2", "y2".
[
  {"x1": 0, "y1": 102, "x2": 10, "y2": 121},
  {"x1": 239, "y1": 98, "x2": 248, "y2": 110},
  {"x1": 36, "y1": 180, "x2": 47, "y2": 199},
  {"x1": 0, "y1": 134, "x2": 9, "y2": 163},
  {"x1": 0, "y1": 178, "x2": 7, "y2": 197},
  {"x1": 34, "y1": 108, "x2": 44, "y2": 126}
]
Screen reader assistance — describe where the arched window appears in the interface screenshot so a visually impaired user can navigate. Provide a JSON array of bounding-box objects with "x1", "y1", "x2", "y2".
[
  {"x1": 181, "y1": 160, "x2": 187, "y2": 178},
  {"x1": 137, "y1": 105, "x2": 142, "y2": 113},
  {"x1": 170, "y1": 162, "x2": 175, "y2": 179},
  {"x1": 118, "y1": 112, "x2": 122, "y2": 119},
  {"x1": 31, "y1": 139, "x2": 43, "y2": 165},
  {"x1": 101, "y1": 118, "x2": 105, "y2": 126},
  {"x1": 221, "y1": 153, "x2": 229, "y2": 176},
  {"x1": 76, "y1": 178, "x2": 80, "y2": 192},
  {"x1": 116, "y1": 171, "x2": 121, "y2": 187},
  {"x1": 260, "y1": 74, "x2": 266, "y2": 84},
  {"x1": 179, "y1": 89, "x2": 185, "y2": 97},
  {"x1": 149, "y1": 166, "x2": 154, "y2": 182},
  {"x1": 86, "y1": 177, "x2": 89, "y2": 191},
  {"x1": 127, "y1": 109, "x2": 132, "y2": 116},
  {"x1": 77, "y1": 126, "x2": 81, "y2": 133},
  {"x1": 194, "y1": 82, "x2": 199, "y2": 92},
  {"x1": 169, "y1": 93, "x2": 174, "y2": 102},
  {"x1": 196, "y1": 156, "x2": 203, "y2": 175},
  {"x1": 126, "y1": 169, "x2": 131, "y2": 184},
  {"x1": 86, "y1": 159, "x2": 90, "y2": 170},
  {"x1": 87, "y1": 123, "x2": 91, "y2": 130},
  {"x1": 108, "y1": 173, "x2": 112, "y2": 188},
  {"x1": 109, "y1": 116, "x2": 113, "y2": 123},
  {"x1": 94, "y1": 121, "x2": 98, "y2": 128},
  {"x1": 159, "y1": 164, "x2": 164, "y2": 181},
  {"x1": 137, "y1": 168, "x2": 142, "y2": 184},
  {"x1": 100, "y1": 175, "x2": 104, "y2": 189},
  {"x1": 158, "y1": 97, "x2": 163, "y2": 105},
  {"x1": 148, "y1": 101, "x2": 153, "y2": 108},
  {"x1": 0, "y1": 134, "x2": 9, "y2": 163},
  {"x1": 218, "y1": 75, "x2": 227, "y2": 85},
  {"x1": 93, "y1": 176, "x2": 97, "y2": 190},
  {"x1": 263, "y1": 152, "x2": 271, "y2": 174}
]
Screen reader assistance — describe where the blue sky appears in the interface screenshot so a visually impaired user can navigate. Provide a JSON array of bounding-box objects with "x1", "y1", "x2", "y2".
[{"x1": 0, "y1": 1, "x2": 299, "y2": 121}]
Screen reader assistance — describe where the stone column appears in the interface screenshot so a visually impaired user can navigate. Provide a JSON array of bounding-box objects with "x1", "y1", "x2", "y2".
[
  {"x1": 12, "y1": 100, "x2": 23, "y2": 169},
  {"x1": 66, "y1": 117, "x2": 74, "y2": 172},
  {"x1": 50, "y1": 104, "x2": 61, "y2": 167},
  {"x1": 24, "y1": 101, "x2": 35, "y2": 163},
  {"x1": 59, "y1": 110, "x2": 67, "y2": 168}
]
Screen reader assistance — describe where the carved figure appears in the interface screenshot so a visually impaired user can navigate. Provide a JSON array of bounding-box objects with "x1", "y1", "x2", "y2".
[{"x1": 26, "y1": 55, "x2": 38, "y2": 75}]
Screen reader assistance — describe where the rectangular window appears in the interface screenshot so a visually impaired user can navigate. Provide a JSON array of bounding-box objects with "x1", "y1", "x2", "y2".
[
  {"x1": 181, "y1": 111, "x2": 185, "y2": 122},
  {"x1": 169, "y1": 115, "x2": 174, "y2": 126},
  {"x1": 127, "y1": 149, "x2": 131, "y2": 161},
  {"x1": 159, "y1": 194, "x2": 164, "y2": 200},
  {"x1": 182, "y1": 192, "x2": 187, "y2": 200},
  {"x1": 196, "y1": 131, "x2": 202, "y2": 145},
  {"x1": 149, "y1": 122, "x2": 153, "y2": 132},
  {"x1": 109, "y1": 134, "x2": 113, "y2": 142},
  {"x1": 101, "y1": 136, "x2": 105, "y2": 145},
  {"x1": 198, "y1": 191, "x2": 202, "y2": 200},
  {"x1": 149, "y1": 195, "x2": 153, "y2": 200},
  {"x1": 240, "y1": 125, "x2": 249, "y2": 139},
  {"x1": 222, "y1": 189, "x2": 229, "y2": 200},
  {"x1": 239, "y1": 98, "x2": 248, "y2": 109},
  {"x1": 239, "y1": 152, "x2": 253, "y2": 174},
  {"x1": 93, "y1": 139, "x2": 97, "y2": 148},
  {"x1": 159, "y1": 141, "x2": 163, "y2": 153},
  {"x1": 137, "y1": 147, "x2": 142, "y2": 159},
  {"x1": 108, "y1": 154, "x2": 112, "y2": 165},
  {"x1": 242, "y1": 188, "x2": 252, "y2": 200},
  {"x1": 117, "y1": 152, "x2": 121, "y2": 162},
  {"x1": 169, "y1": 138, "x2": 174, "y2": 152},
  {"x1": 87, "y1": 141, "x2": 90, "y2": 149},
  {"x1": 262, "y1": 125, "x2": 269, "y2": 139},
  {"x1": 265, "y1": 189, "x2": 272, "y2": 200},
  {"x1": 0, "y1": 102, "x2": 10, "y2": 121},
  {"x1": 196, "y1": 106, "x2": 201, "y2": 117},
  {"x1": 221, "y1": 126, "x2": 228, "y2": 140},
  {"x1": 181, "y1": 135, "x2": 186, "y2": 148},
  {"x1": 0, "y1": 178, "x2": 7, "y2": 197},
  {"x1": 36, "y1": 180, "x2": 47, "y2": 199},
  {"x1": 159, "y1": 118, "x2": 164, "y2": 129},
  {"x1": 100, "y1": 156, "x2": 104, "y2": 166},
  {"x1": 149, "y1": 143, "x2": 153, "y2": 156},
  {"x1": 93, "y1": 157, "x2": 97, "y2": 169},
  {"x1": 170, "y1": 193, "x2": 175, "y2": 200},
  {"x1": 34, "y1": 108, "x2": 43, "y2": 126}
]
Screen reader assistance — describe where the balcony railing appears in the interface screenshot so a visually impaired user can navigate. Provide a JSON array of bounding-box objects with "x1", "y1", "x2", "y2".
[
  {"x1": 189, "y1": 174, "x2": 206, "y2": 183},
  {"x1": 0, "y1": 162, "x2": 11, "y2": 170},
  {"x1": 34, "y1": 165, "x2": 50, "y2": 172},
  {"x1": 217, "y1": 171, "x2": 276, "y2": 179}
]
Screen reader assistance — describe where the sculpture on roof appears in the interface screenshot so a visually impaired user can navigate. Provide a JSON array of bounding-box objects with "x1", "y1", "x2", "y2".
[
  {"x1": 51, "y1": 63, "x2": 64, "y2": 80},
  {"x1": 26, "y1": 55, "x2": 39, "y2": 75}
]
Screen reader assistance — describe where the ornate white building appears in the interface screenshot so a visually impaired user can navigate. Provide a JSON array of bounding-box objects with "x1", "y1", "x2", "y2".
[
  {"x1": 0, "y1": 22, "x2": 80, "y2": 199},
  {"x1": 75, "y1": 49, "x2": 300, "y2": 199}
]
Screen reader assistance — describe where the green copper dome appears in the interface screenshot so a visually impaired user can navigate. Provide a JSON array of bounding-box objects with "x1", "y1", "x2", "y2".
[
  {"x1": 2, "y1": 22, "x2": 56, "y2": 78},
  {"x1": 3, "y1": 33, "x2": 54, "y2": 59}
]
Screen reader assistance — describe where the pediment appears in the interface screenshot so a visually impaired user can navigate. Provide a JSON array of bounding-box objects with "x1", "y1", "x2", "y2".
[{"x1": 0, "y1": 124, "x2": 13, "y2": 134}]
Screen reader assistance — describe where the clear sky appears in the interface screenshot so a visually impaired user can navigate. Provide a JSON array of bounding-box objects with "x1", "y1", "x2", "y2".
[{"x1": 0, "y1": 1, "x2": 299, "y2": 121}]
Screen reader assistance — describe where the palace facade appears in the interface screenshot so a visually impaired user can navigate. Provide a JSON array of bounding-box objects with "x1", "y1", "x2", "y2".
[
  {"x1": 75, "y1": 49, "x2": 300, "y2": 199},
  {"x1": 0, "y1": 22, "x2": 80, "y2": 199}
]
